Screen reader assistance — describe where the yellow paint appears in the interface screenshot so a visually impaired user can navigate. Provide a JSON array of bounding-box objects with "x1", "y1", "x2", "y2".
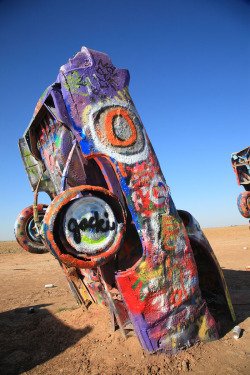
[
  {"x1": 171, "y1": 336, "x2": 177, "y2": 348},
  {"x1": 137, "y1": 259, "x2": 164, "y2": 281},
  {"x1": 82, "y1": 105, "x2": 92, "y2": 124},
  {"x1": 161, "y1": 214, "x2": 182, "y2": 251},
  {"x1": 123, "y1": 86, "x2": 132, "y2": 100},
  {"x1": 197, "y1": 315, "x2": 209, "y2": 339},
  {"x1": 117, "y1": 90, "x2": 126, "y2": 102}
]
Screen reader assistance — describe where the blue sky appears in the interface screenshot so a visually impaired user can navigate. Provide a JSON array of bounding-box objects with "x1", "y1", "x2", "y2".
[{"x1": 0, "y1": 0, "x2": 249, "y2": 240}]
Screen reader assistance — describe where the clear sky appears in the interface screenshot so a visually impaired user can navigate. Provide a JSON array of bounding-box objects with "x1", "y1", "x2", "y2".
[{"x1": 0, "y1": 0, "x2": 249, "y2": 240}]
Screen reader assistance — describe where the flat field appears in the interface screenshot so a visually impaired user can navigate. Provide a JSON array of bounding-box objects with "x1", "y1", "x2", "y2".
[{"x1": 0, "y1": 225, "x2": 249, "y2": 374}]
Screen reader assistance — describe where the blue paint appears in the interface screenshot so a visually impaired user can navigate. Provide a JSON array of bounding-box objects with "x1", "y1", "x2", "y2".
[{"x1": 79, "y1": 138, "x2": 91, "y2": 155}]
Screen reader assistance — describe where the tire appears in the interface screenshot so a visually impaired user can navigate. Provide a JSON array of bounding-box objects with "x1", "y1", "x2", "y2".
[
  {"x1": 14, "y1": 204, "x2": 49, "y2": 253},
  {"x1": 237, "y1": 191, "x2": 250, "y2": 218},
  {"x1": 42, "y1": 185, "x2": 126, "y2": 268}
]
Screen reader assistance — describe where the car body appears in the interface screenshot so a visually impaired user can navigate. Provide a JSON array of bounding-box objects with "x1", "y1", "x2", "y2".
[
  {"x1": 15, "y1": 47, "x2": 235, "y2": 353},
  {"x1": 231, "y1": 147, "x2": 250, "y2": 219}
]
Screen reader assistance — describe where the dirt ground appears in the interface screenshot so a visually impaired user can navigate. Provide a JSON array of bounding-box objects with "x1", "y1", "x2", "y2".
[{"x1": 0, "y1": 225, "x2": 249, "y2": 375}]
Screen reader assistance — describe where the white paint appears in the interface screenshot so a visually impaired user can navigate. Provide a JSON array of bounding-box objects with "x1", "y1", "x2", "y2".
[
  {"x1": 63, "y1": 196, "x2": 117, "y2": 255},
  {"x1": 81, "y1": 99, "x2": 149, "y2": 164}
]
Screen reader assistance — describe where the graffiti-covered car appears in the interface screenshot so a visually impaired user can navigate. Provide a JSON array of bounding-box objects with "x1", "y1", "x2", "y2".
[
  {"x1": 15, "y1": 47, "x2": 235, "y2": 354},
  {"x1": 231, "y1": 146, "x2": 250, "y2": 219}
]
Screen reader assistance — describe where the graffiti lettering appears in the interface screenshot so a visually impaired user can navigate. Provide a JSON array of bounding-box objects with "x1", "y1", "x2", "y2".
[
  {"x1": 130, "y1": 164, "x2": 168, "y2": 217},
  {"x1": 95, "y1": 59, "x2": 119, "y2": 90},
  {"x1": 68, "y1": 211, "x2": 115, "y2": 244},
  {"x1": 63, "y1": 64, "x2": 119, "y2": 97}
]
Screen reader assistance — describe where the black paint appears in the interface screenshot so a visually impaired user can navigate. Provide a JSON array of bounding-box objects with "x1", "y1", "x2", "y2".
[{"x1": 68, "y1": 211, "x2": 115, "y2": 244}]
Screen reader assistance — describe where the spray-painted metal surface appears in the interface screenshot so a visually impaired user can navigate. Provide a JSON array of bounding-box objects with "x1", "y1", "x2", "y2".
[
  {"x1": 231, "y1": 147, "x2": 250, "y2": 218},
  {"x1": 42, "y1": 185, "x2": 126, "y2": 269},
  {"x1": 15, "y1": 204, "x2": 48, "y2": 253},
  {"x1": 15, "y1": 47, "x2": 235, "y2": 354}
]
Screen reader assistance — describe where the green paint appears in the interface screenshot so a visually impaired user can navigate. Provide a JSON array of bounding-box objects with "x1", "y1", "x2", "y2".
[
  {"x1": 55, "y1": 135, "x2": 62, "y2": 149},
  {"x1": 63, "y1": 71, "x2": 92, "y2": 96},
  {"x1": 40, "y1": 88, "x2": 48, "y2": 100},
  {"x1": 132, "y1": 279, "x2": 147, "y2": 301},
  {"x1": 25, "y1": 156, "x2": 33, "y2": 167},
  {"x1": 95, "y1": 290, "x2": 106, "y2": 306},
  {"x1": 28, "y1": 167, "x2": 39, "y2": 176},
  {"x1": 81, "y1": 234, "x2": 106, "y2": 245}
]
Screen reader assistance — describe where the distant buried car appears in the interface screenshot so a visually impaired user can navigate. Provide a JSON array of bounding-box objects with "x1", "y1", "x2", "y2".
[
  {"x1": 231, "y1": 146, "x2": 250, "y2": 220},
  {"x1": 15, "y1": 47, "x2": 235, "y2": 354}
]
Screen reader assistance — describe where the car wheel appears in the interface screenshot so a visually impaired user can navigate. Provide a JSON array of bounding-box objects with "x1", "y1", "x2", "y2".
[
  {"x1": 42, "y1": 185, "x2": 126, "y2": 268},
  {"x1": 14, "y1": 204, "x2": 48, "y2": 253},
  {"x1": 237, "y1": 191, "x2": 250, "y2": 218}
]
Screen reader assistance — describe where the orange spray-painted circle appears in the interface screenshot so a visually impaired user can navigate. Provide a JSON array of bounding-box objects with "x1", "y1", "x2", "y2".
[
  {"x1": 170, "y1": 289, "x2": 183, "y2": 307},
  {"x1": 105, "y1": 109, "x2": 137, "y2": 147}
]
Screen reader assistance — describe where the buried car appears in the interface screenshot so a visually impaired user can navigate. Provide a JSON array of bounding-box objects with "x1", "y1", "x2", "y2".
[
  {"x1": 15, "y1": 47, "x2": 235, "y2": 354},
  {"x1": 231, "y1": 146, "x2": 250, "y2": 220}
]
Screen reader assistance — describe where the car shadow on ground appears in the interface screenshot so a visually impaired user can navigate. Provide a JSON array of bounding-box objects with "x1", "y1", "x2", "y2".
[
  {"x1": 222, "y1": 268, "x2": 250, "y2": 323},
  {"x1": 0, "y1": 304, "x2": 92, "y2": 375},
  {"x1": 210, "y1": 268, "x2": 250, "y2": 339}
]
